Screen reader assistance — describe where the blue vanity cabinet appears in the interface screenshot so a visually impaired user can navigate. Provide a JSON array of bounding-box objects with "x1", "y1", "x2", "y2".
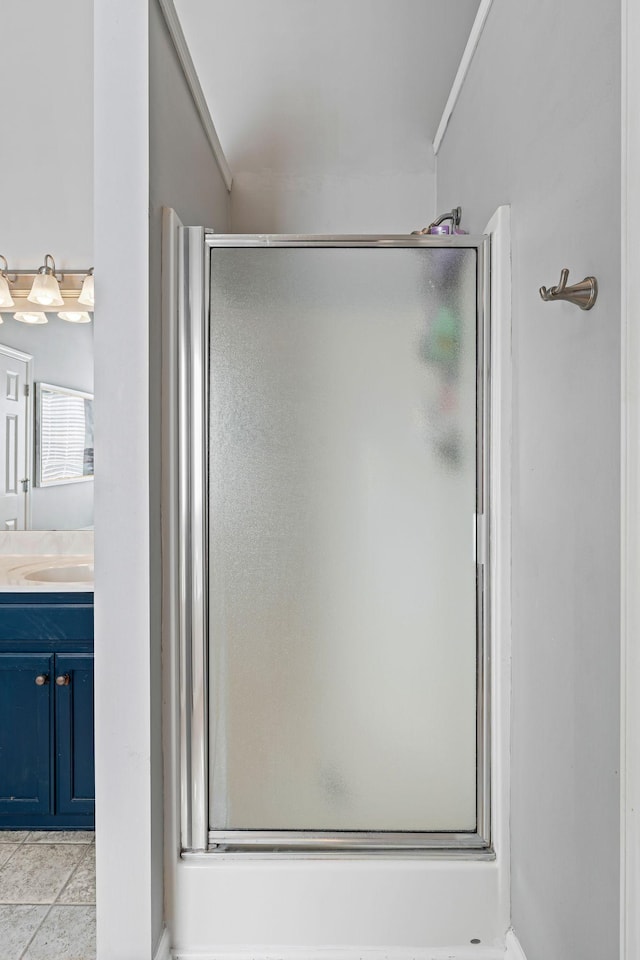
[{"x1": 0, "y1": 593, "x2": 94, "y2": 830}]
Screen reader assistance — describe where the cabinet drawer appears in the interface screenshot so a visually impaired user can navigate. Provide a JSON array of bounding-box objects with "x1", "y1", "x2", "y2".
[{"x1": 0, "y1": 595, "x2": 93, "y2": 641}]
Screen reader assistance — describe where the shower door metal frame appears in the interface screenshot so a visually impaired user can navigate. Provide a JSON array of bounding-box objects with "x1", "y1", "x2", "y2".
[{"x1": 176, "y1": 232, "x2": 491, "y2": 857}]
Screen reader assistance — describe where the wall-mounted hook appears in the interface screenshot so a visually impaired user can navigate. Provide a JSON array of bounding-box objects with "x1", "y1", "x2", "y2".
[{"x1": 539, "y1": 267, "x2": 598, "y2": 310}]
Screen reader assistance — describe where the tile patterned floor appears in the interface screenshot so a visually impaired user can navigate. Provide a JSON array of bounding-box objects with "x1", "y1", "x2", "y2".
[{"x1": 0, "y1": 831, "x2": 95, "y2": 960}]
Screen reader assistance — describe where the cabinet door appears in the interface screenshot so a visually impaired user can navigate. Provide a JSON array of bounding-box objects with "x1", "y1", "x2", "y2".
[
  {"x1": 55, "y1": 654, "x2": 95, "y2": 815},
  {"x1": 0, "y1": 653, "x2": 53, "y2": 816}
]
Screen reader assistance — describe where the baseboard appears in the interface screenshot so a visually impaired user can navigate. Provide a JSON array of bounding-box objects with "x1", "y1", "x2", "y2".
[
  {"x1": 154, "y1": 927, "x2": 172, "y2": 960},
  {"x1": 171, "y1": 947, "x2": 503, "y2": 960},
  {"x1": 505, "y1": 929, "x2": 528, "y2": 960}
]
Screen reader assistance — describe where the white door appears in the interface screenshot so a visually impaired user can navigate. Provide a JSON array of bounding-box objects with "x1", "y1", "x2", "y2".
[{"x1": 0, "y1": 345, "x2": 31, "y2": 530}]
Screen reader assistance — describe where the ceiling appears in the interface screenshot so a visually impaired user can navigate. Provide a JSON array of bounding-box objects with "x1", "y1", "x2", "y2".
[{"x1": 174, "y1": 0, "x2": 480, "y2": 185}]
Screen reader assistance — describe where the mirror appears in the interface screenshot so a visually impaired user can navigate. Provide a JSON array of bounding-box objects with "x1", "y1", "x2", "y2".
[{"x1": 0, "y1": 316, "x2": 93, "y2": 531}]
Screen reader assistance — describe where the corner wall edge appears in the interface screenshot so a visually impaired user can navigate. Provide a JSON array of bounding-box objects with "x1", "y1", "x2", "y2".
[
  {"x1": 154, "y1": 927, "x2": 172, "y2": 960},
  {"x1": 433, "y1": 0, "x2": 494, "y2": 155},
  {"x1": 155, "y1": 0, "x2": 233, "y2": 191},
  {"x1": 504, "y1": 929, "x2": 527, "y2": 960}
]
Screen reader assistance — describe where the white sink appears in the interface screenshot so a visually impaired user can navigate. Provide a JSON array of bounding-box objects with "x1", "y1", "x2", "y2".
[{"x1": 24, "y1": 564, "x2": 94, "y2": 584}]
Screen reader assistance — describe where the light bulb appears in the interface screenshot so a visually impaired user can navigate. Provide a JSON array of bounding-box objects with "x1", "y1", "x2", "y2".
[
  {"x1": 78, "y1": 270, "x2": 94, "y2": 307},
  {"x1": 28, "y1": 254, "x2": 64, "y2": 307},
  {"x1": 58, "y1": 311, "x2": 92, "y2": 324},
  {"x1": 15, "y1": 312, "x2": 48, "y2": 325},
  {"x1": 0, "y1": 274, "x2": 14, "y2": 308},
  {"x1": 28, "y1": 273, "x2": 64, "y2": 306}
]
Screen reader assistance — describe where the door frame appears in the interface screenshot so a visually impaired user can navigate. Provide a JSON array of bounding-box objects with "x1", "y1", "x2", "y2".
[
  {"x1": 0, "y1": 343, "x2": 33, "y2": 530},
  {"x1": 171, "y1": 229, "x2": 494, "y2": 856},
  {"x1": 621, "y1": 1, "x2": 640, "y2": 956}
]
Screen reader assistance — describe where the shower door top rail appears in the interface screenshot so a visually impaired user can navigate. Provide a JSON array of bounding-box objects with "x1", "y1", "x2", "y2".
[{"x1": 205, "y1": 233, "x2": 488, "y2": 248}]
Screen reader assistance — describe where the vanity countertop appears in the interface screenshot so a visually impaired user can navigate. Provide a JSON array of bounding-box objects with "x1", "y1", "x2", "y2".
[{"x1": 0, "y1": 554, "x2": 94, "y2": 592}]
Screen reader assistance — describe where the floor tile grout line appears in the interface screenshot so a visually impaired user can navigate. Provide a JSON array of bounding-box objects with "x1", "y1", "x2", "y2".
[
  {"x1": 0, "y1": 835, "x2": 27, "y2": 852},
  {"x1": 61, "y1": 846, "x2": 96, "y2": 905},
  {"x1": 0, "y1": 834, "x2": 27, "y2": 846},
  {"x1": 0, "y1": 841, "x2": 89, "y2": 906},
  {"x1": 55, "y1": 841, "x2": 93, "y2": 905},
  {"x1": 0, "y1": 835, "x2": 96, "y2": 957},
  {"x1": 1, "y1": 832, "x2": 94, "y2": 847},
  {"x1": 17, "y1": 902, "x2": 56, "y2": 960},
  {"x1": 17, "y1": 903, "x2": 97, "y2": 960},
  {"x1": 23, "y1": 834, "x2": 94, "y2": 846},
  {"x1": 0, "y1": 839, "x2": 27, "y2": 877},
  {"x1": 52, "y1": 844, "x2": 92, "y2": 906}
]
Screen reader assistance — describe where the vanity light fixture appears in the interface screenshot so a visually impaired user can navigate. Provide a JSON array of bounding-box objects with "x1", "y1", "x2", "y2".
[
  {"x1": 15, "y1": 312, "x2": 48, "y2": 325},
  {"x1": 77, "y1": 268, "x2": 94, "y2": 307},
  {"x1": 0, "y1": 256, "x2": 15, "y2": 308},
  {"x1": 0, "y1": 255, "x2": 95, "y2": 318},
  {"x1": 58, "y1": 311, "x2": 92, "y2": 324},
  {"x1": 28, "y1": 255, "x2": 65, "y2": 307}
]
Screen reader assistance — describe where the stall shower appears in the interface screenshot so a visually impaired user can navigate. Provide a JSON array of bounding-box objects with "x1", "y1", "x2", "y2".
[{"x1": 168, "y1": 229, "x2": 490, "y2": 856}]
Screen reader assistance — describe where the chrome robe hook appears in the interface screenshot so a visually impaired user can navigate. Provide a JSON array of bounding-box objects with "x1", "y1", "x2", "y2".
[{"x1": 539, "y1": 268, "x2": 598, "y2": 310}]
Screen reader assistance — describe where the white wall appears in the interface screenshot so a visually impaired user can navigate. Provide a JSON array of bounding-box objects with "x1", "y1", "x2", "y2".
[
  {"x1": 228, "y1": 168, "x2": 433, "y2": 235},
  {"x1": 94, "y1": 0, "x2": 153, "y2": 955},
  {"x1": 0, "y1": 0, "x2": 92, "y2": 266},
  {"x1": 436, "y1": 3, "x2": 621, "y2": 959},
  {"x1": 174, "y1": 0, "x2": 480, "y2": 234},
  {"x1": 95, "y1": 0, "x2": 230, "y2": 956}
]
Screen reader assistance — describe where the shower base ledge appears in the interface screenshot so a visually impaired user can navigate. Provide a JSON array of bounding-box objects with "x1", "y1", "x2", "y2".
[{"x1": 171, "y1": 948, "x2": 505, "y2": 960}]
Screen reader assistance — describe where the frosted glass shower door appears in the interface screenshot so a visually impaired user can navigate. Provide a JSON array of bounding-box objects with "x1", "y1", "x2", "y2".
[{"x1": 207, "y1": 240, "x2": 487, "y2": 848}]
